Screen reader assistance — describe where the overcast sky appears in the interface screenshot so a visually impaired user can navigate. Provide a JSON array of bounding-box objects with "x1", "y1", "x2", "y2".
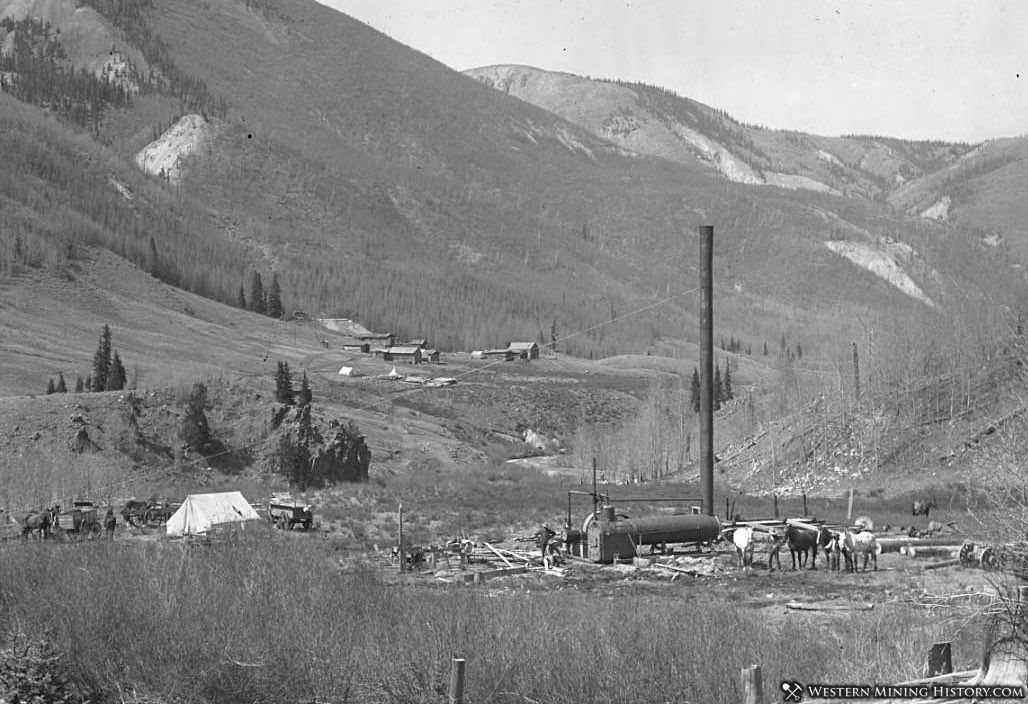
[{"x1": 316, "y1": 1, "x2": 1026, "y2": 143}]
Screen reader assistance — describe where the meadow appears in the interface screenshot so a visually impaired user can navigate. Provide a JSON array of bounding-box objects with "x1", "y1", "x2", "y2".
[{"x1": 0, "y1": 535, "x2": 987, "y2": 704}]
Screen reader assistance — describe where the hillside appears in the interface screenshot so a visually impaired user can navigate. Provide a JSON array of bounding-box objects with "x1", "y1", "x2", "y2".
[
  {"x1": 465, "y1": 64, "x2": 1028, "y2": 260},
  {"x1": 0, "y1": 0, "x2": 1025, "y2": 510}
]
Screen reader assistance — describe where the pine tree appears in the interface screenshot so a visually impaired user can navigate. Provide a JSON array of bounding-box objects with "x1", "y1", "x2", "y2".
[
  {"x1": 237, "y1": 283, "x2": 246, "y2": 309},
  {"x1": 46, "y1": 378, "x2": 55, "y2": 394},
  {"x1": 146, "y1": 236, "x2": 160, "y2": 278},
  {"x1": 267, "y1": 272, "x2": 283, "y2": 319},
  {"x1": 714, "y1": 364, "x2": 723, "y2": 410},
  {"x1": 298, "y1": 370, "x2": 312, "y2": 406},
  {"x1": 250, "y1": 272, "x2": 266, "y2": 315},
  {"x1": 55, "y1": 372, "x2": 67, "y2": 393},
  {"x1": 723, "y1": 359, "x2": 733, "y2": 401},
  {"x1": 110, "y1": 352, "x2": 127, "y2": 391},
  {"x1": 690, "y1": 367, "x2": 701, "y2": 413},
  {"x1": 91, "y1": 324, "x2": 112, "y2": 391},
  {"x1": 180, "y1": 382, "x2": 211, "y2": 453},
  {"x1": 275, "y1": 361, "x2": 295, "y2": 405},
  {"x1": 763, "y1": 341, "x2": 768, "y2": 356},
  {"x1": 85, "y1": 374, "x2": 92, "y2": 392},
  {"x1": 74, "y1": 376, "x2": 84, "y2": 393}
]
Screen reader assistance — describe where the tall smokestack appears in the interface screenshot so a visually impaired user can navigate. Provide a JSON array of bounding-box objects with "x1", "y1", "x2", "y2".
[{"x1": 698, "y1": 225, "x2": 714, "y2": 516}]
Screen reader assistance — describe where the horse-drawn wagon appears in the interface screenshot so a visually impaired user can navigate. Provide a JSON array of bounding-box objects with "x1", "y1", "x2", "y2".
[
  {"x1": 267, "y1": 498, "x2": 314, "y2": 531},
  {"x1": 53, "y1": 501, "x2": 101, "y2": 540}
]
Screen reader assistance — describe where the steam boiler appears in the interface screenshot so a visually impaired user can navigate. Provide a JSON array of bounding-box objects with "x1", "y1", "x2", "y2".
[{"x1": 585, "y1": 505, "x2": 721, "y2": 563}]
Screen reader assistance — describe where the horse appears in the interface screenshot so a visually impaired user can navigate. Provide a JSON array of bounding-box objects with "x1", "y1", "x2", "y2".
[
  {"x1": 730, "y1": 526, "x2": 783, "y2": 570},
  {"x1": 912, "y1": 497, "x2": 936, "y2": 517},
  {"x1": 816, "y1": 526, "x2": 851, "y2": 572},
  {"x1": 842, "y1": 528, "x2": 881, "y2": 571},
  {"x1": 21, "y1": 508, "x2": 54, "y2": 540},
  {"x1": 785, "y1": 524, "x2": 819, "y2": 570},
  {"x1": 120, "y1": 499, "x2": 149, "y2": 527}
]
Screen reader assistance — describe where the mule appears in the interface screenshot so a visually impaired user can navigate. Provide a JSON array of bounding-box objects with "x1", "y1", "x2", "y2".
[
  {"x1": 785, "y1": 524, "x2": 818, "y2": 570},
  {"x1": 842, "y1": 528, "x2": 880, "y2": 571}
]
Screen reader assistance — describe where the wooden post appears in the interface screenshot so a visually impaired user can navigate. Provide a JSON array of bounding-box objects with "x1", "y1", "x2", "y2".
[
  {"x1": 397, "y1": 503, "x2": 405, "y2": 574},
  {"x1": 742, "y1": 664, "x2": 762, "y2": 704},
  {"x1": 449, "y1": 657, "x2": 466, "y2": 704},
  {"x1": 802, "y1": 493, "x2": 808, "y2": 517},
  {"x1": 847, "y1": 488, "x2": 854, "y2": 522},
  {"x1": 773, "y1": 494, "x2": 779, "y2": 519},
  {"x1": 927, "y1": 642, "x2": 953, "y2": 677}
]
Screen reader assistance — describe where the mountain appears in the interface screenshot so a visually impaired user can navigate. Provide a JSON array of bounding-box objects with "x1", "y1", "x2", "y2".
[
  {"x1": 465, "y1": 64, "x2": 1028, "y2": 261},
  {"x1": 0, "y1": 0, "x2": 1025, "y2": 498}
]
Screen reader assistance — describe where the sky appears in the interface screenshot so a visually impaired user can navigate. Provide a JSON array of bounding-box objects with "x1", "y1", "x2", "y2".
[{"x1": 316, "y1": 1, "x2": 1026, "y2": 143}]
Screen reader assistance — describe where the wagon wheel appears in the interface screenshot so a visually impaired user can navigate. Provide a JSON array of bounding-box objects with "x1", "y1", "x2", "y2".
[
  {"x1": 958, "y1": 542, "x2": 977, "y2": 568},
  {"x1": 980, "y1": 546, "x2": 1001, "y2": 571}
]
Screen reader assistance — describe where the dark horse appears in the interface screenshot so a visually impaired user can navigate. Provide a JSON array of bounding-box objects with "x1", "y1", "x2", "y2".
[
  {"x1": 912, "y1": 497, "x2": 936, "y2": 517},
  {"x1": 816, "y1": 526, "x2": 852, "y2": 572},
  {"x1": 21, "y1": 508, "x2": 54, "y2": 540},
  {"x1": 785, "y1": 524, "x2": 818, "y2": 570}
]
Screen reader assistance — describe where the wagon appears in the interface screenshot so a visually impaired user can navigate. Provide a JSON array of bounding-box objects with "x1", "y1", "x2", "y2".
[
  {"x1": 267, "y1": 499, "x2": 314, "y2": 531},
  {"x1": 54, "y1": 502, "x2": 101, "y2": 540}
]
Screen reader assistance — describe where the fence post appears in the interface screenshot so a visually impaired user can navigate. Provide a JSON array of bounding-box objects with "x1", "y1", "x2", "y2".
[
  {"x1": 742, "y1": 664, "x2": 762, "y2": 704},
  {"x1": 449, "y1": 657, "x2": 466, "y2": 704},
  {"x1": 927, "y1": 642, "x2": 952, "y2": 677}
]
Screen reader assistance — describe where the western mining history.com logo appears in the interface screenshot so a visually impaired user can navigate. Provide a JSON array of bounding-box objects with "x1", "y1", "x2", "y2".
[{"x1": 780, "y1": 680, "x2": 1027, "y2": 702}]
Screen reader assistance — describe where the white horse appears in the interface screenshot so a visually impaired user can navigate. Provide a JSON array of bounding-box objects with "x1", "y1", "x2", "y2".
[
  {"x1": 730, "y1": 526, "x2": 783, "y2": 570},
  {"x1": 842, "y1": 528, "x2": 881, "y2": 571}
]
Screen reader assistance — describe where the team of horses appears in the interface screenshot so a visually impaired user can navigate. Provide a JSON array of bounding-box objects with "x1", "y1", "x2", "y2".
[
  {"x1": 729, "y1": 519, "x2": 881, "y2": 573},
  {"x1": 19, "y1": 504, "x2": 122, "y2": 541}
]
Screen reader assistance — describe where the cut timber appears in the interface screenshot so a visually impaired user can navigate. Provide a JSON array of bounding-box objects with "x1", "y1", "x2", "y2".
[
  {"x1": 920, "y1": 558, "x2": 962, "y2": 571},
  {"x1": 785, "y1": 601, "x2": 874, "y2": 612},
  {"x1": 899, "y1": 545, "x2": 962, "y2": 558},
  {"x1": 482, "y1": 542, "x2": 513, "y2": 568},
  {"x1": 878, "y1": 537, "x2": 969, "y2": 553},
  {"x1": 651, "y1": 562, "x2": 700, "y2": 576}
]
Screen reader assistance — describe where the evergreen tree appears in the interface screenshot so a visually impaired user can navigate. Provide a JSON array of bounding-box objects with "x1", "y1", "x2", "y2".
[
  {"x1": 550, "y1": 319, "x2": 558, "y2": 353},
  {"x1": 723, "y1": 359, "x2": 734, "y2": 401},
  {"x1": 298, "y1": 370, "x2": 312, "y2": 406},
  {"x1": 690, "y1": 367, "x2": 701, "y2": 413},
  {"x1": 796, "y1": 343, "x2": 803, "y2": 359},
  {"x1": 237, "y1": 283, "x2": 247, "y2": 310},
  {"x1": 91, "y1": 324, "x2": 112, "y2": 391},
  {"x1": 74, "y1": 376, "x2": 84, "y2": 393},
  {"x1": 55, "y1": 371, "x2": 67, "y2": 393},
  {"x1": 275, "y1": 361, "x2": 295, "y2": 405},
  {"x1": 85, "y1": 374, "x2": 92, "y2": 392},
  {"x1": 179, "y1": 382, "x2": 211, "y2": 453},
  {"x1": 250, "y1": 271, "x2": 266, "y2": 315},
  {"x1": 146, "y1": 236, "x2": 160, "y2": 278},
  {"x1": 46, "y1": 378, "x2": 55, "y2": 394},
  {"x1": 110, "y1": 352, "x2": 127, "y2": 391},
  {"x1": 267, "y1": 272, "x2": 283, "y2": 319},
  {"x1": 714, "y1": 364, "x2": 723, "y2": 410},
  {"x1": 763, "y1": 341, "x2": 768, "y2": 356}
]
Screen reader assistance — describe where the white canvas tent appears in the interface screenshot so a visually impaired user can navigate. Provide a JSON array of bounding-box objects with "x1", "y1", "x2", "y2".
[
  {"x1": 166, "y1": 491, "x2": 260, "y2": 537},
  {"x1": 337, "y1": 366, "x2": 358, "y2": 377}
]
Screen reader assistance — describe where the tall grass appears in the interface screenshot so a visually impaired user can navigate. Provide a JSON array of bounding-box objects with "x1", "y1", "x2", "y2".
[{"x1": 0, "y1": 538, "x2": 983, "y2": 704}]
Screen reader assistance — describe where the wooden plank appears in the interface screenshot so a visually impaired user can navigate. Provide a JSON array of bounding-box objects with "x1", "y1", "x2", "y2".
[{"x1": 482, "y1": 541, "x2": 513, "y2": 568}]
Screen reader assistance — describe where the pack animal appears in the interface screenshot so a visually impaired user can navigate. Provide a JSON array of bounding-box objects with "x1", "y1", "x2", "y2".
[
  {"x1": 816, "y1": 526, "x2": 851, "y2": 571},
  {"x1": 785, "y1": 524, "x2": 819, "y2": 570},
  {"x1": 730, "y1": 526, "x2": 783, "y2": 570},
  {"x1": 21, "y1": 508, "x2": 54, "y2": 540},
  {"x1": 842, "y1": 528, "x2": 881, "y2": 571},
  {"x1": 912, "y1": 498, "x2": 936, "y2": 517}
]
